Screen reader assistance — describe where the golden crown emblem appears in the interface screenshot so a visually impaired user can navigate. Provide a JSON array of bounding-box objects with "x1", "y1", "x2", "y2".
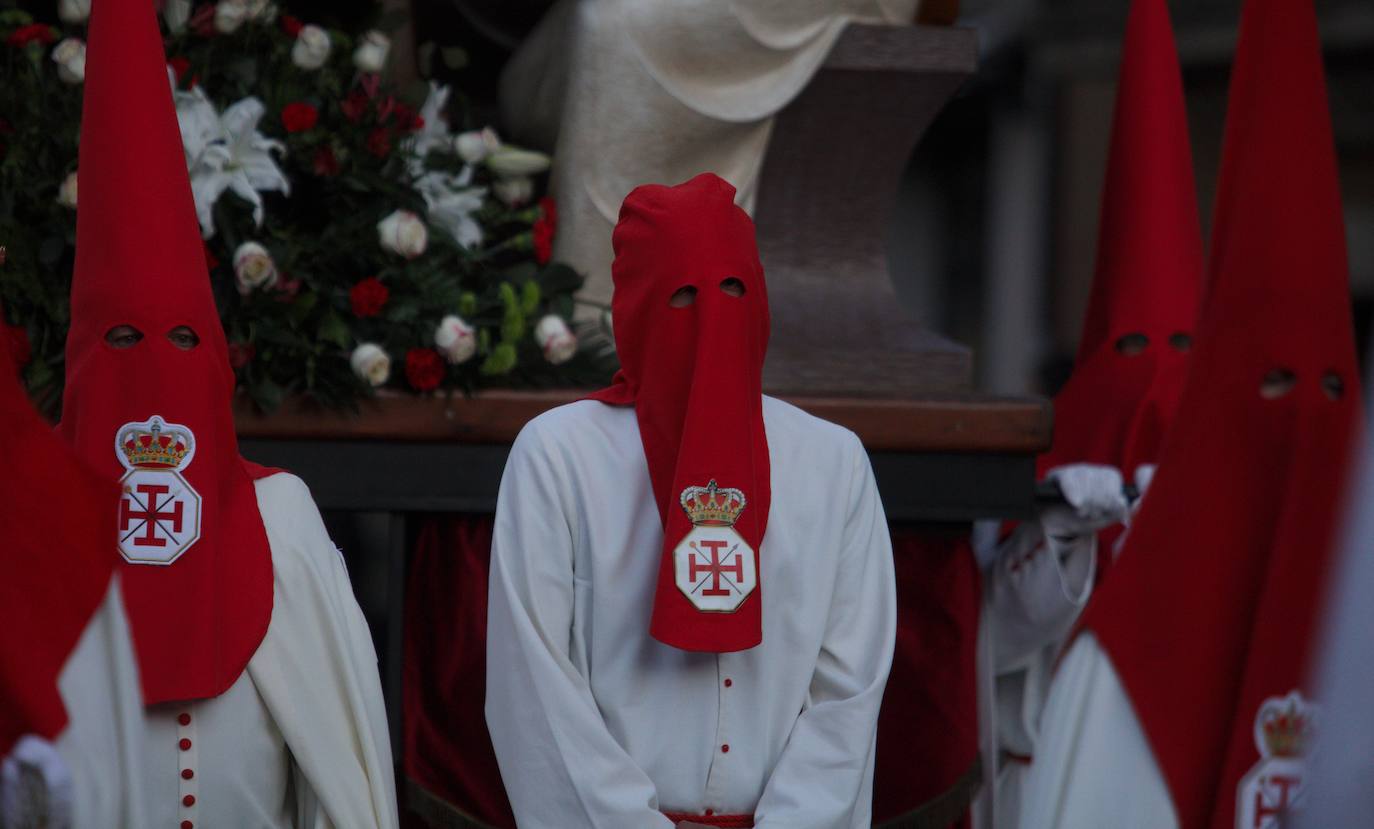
[
  {"x1": 118, "y1": 418, "x2": 192, "y2": 469},
  {"x1": 679, "y1": 479, "x2": 746, "y2": 527},
  {"x1": 1260, "y1": 698, "x2": 1314, "y2": 758}
]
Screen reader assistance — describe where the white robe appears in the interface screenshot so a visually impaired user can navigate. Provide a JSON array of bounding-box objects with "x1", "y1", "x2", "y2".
[
  {"x1": 1015, "y1": 633, "x2": 1177, "y2": 829},
  {"x1": 972, "y1": 525, "x2": 1095, "y2": 829},
  {"x1": 498, "y1": 0, "x2": 918, "y2": 311},
  {"x1": 52, "y1": 579, "x2": 149, "y2": 829},
  {"x1": 485, "y1": 397, "x2": 896, "y2": 828},
  {"x1": 131, "y1": 473, "x2": 398, "y2": 829}
]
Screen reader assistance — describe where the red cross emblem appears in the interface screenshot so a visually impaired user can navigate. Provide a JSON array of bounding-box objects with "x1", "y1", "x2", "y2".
[
  {"x1": 114, "y1": 416, "x2": 202, "y2": 565},
  {"x1": 119, "y1": 483, "x2": 185, "y2": 548},
  {"x1": 674, "y1": 528, "x2": 756, "y2": 612},
  {"x1": 688, "y1": 539, "x2": 746, "y2": 597}
]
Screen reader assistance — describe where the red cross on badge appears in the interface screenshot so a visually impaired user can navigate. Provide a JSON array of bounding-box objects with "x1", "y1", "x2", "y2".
[
  {"x1": 114, "y1": 416, "x2": 202, "y2": 565},
  {"x1": 673, "y1": 480, "x2": 757, "y2": 612}
]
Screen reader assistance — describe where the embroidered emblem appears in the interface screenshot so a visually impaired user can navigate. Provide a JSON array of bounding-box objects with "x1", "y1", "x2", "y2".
[
  {"x1": 1235, "y1": 690, "x2": 1317, "y2": 828},
  {"x1": 114, "y1": 416, "x2": 202, "y2": 565},
  {"x1": 673, "y1": 480, "x2": 757, "y2": 612}
]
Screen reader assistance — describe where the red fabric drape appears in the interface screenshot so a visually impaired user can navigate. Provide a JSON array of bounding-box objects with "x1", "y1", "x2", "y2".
[
  {"x1": 403, "y1": 515, "x2": 516, "y2": 829},
  {"x1": 873, "y1": 529, "x2": 982, "y2": 828}
]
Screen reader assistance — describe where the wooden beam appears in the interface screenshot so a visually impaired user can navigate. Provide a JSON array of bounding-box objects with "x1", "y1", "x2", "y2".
[{"x1": 234, "y1": 390, "x2": 1051, "y2": 454}]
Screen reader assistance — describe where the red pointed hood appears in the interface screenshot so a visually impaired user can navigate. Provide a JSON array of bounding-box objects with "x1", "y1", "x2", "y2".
[
  {"x1": 1040, "y1": 0, "x2": 1204, "y2": 487},
  {"x1": 588, "y1": 173, "x2": 771, "y2": 652},
  {"x1": 0, "y1": 329, "x2": 120, "y2": 756},
  {"x1": 57, "y1": 0, "x2": 273, "y2": 704},
  {"x1": 1080, "y1": 0, "x2": 1362, "y2": 825}
]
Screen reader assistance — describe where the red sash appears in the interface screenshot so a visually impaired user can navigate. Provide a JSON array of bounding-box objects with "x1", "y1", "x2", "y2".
[{"x1": 663, "y1": 813, "x2": 755, "y2": 828}]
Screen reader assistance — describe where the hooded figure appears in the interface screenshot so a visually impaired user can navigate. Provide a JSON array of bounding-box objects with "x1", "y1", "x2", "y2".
[
  {"x1": 485, "y1": 173, "x2": 896, "y2": 828},
  {"x1": 972, "y1": 2, "x2": 1204, "y2": 825},
  {"x1": 52, "y1": 1, "x2": 397, "y2": 826},
  {"x1": 0, "y1": 329, "x2": 147, "y2": 829},
  {"x1": 1019, "y1": 0, "x2": 1361, "y2": 825}
]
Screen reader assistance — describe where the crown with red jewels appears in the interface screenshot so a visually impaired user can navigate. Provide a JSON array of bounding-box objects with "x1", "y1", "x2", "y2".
[
  {"x1": 679, "y1": 480, "x2": 746, "y2": 527},
  {"x1": 118, "y1": 418, "x2": 191, "y2": 469},
  {"x1": 1259, "y1": 696, "x2": 1316, "y2": 758}
]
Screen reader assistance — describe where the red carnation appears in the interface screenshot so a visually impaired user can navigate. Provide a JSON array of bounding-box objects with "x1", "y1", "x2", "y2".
[
  {"x1": 3, "y1": 322, "x2": 31, "y2": 370},
  {"x1": 533, "y1": 197, "x2": 557, "y2": 264},
  {"x1": 312, "y1": 146, "x2": 340, "y2": 177},
  {"x1": 168, "y1": 57, "x2": 191, "y2": 85},
  {"x1": 280, "y1": 14, "x2": 303, "y2": 37},
  {"x1": 340, "y1": 90, "x2": 369, "y2": 124},
  {"x1": 281, "y1": 102, "x2": 319, "y2": 133},
  {"x1": 349, "y1": 277, "x2": 389, "y2": 318},
  {"x1": 7, "y1": 23, "x2": 56, "y2": 48},
  {"x1": 392, "y1": 103, "x2": 423, "y2": 133},
  {"x1": 227, "y1": 342, "x2": 255, "y2": 370},
  {"x1": 404, "y1": 348, "x2": 445, "y2": 392},
  {"x1": 188, "y1": 4, "x2": 215, "y2": 37},
  {"x1": 366, "y1": 127, "x2": 392, "y2": 158}
]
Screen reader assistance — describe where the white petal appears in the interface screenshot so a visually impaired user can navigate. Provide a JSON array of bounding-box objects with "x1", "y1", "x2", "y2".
[{"x1": 226, "y1": 172, "x2": 267, "y2": 227}]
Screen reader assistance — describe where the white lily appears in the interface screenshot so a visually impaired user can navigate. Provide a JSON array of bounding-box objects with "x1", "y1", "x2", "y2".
[
  {"x1": 415, "y1": 170, "x2": 485, "y2": 250},
  {"x1": 404, "y1": 82, "x2": 461, "y2": 178},
  {"x1": 173, "y1": 90, "x2": 290, "y2": 238},
  {"x1": 172, "y1": 84, "x2": 221, "y2": 168}
]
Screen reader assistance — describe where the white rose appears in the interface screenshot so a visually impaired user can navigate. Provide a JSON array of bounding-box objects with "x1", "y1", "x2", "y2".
[
  {"x1": 486, "y1": 147, "x2": 551, "y2": 179},
  {"x1": 377, "y1": 210, "x2": 428, "y2": 258},
  {"x1": 51, "y1": 38, "x2": 86, "y2": 85},
  {"x1": 493, "y1": 177, "x2": 533, "y2": 208},
  {"x1": 350, "y1": 343, "x2": 391, "y2": 387},
  {"x1": 56, "y1": 171, "x2": 78, "y2": 209},
  {"x1": 352, "y1": 30, "x2": 390, "y2": 73},
  {"x1": 454, "y1": 127, "x2": 501, "y2": 164},
  {"x1": 163, "y1": 0, "x2": 192, "y2": 32},
  {"x1": 232, "y1": 241, "x2": 278, "y2": 295},
  {"x1": 535, "y1": 315, "x2": 577, "y2": 365},
  {"x1": 58, "y1": 0, "x2": 91, "y2": 24},
  {"x1": 291, "y1": 25, "x2": 332, "y2": 71},
  {"x1": 434, "y1": 315, "x2": 477, "y2": 364},
  {"x1": 213, "y1": 0, "x2": 250, "y2": 34}
]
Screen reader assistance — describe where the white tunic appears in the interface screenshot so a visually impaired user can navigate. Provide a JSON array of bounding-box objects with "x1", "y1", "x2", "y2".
[
  {"x1": 1015, "y1": 634, "x2": 1177, "y2": 829},
  {"x1": 498, "y1": 0, "x2": 918, "y2": 312},
  {"x1": 974, "y1": 526, "x2": 1096, "y2": 829},
  {"x1": 133, "y1": 473, "x2": 398, "y2": 829},
  {"x1": 53, "y1": 579, "x2": 149, "y2": 829},
  {"x1": 486, "y1": 398, "x2": 897, "y2": 828}
]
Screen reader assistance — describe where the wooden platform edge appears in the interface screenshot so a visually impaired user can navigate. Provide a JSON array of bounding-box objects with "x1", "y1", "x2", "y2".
[{"x1": 234, "y1": 389, "x2": 1052, "y2": 454}]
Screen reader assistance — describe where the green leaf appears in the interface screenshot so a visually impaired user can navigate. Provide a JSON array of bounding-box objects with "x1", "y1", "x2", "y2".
[
  {"x1": 317, "y1": 312, "x2": 351, "y2": 348},
  {"x1": 249, "y1": 376, "x2": 285, "y2": 413},
  {"x1": 458, "y1": 291, "x2": 477, "y2": 318},
  {"x1": 520, "y1": 281, "x2": 541, "y2": 315},
  {"x1": 480, "y1": 343, "x2": 517, "y2": 376},
  {"x1": 501, "y1": 309, "x2": 525, "y2": 344}
]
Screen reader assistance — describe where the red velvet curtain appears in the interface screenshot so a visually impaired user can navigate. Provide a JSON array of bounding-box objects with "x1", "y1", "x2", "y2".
[
  {"x1": 873, "y1": 528, "x2": 982, "y2": 829},
  {"x1": 403, "y1": 515, "x2": 516, "y2": 829}
]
